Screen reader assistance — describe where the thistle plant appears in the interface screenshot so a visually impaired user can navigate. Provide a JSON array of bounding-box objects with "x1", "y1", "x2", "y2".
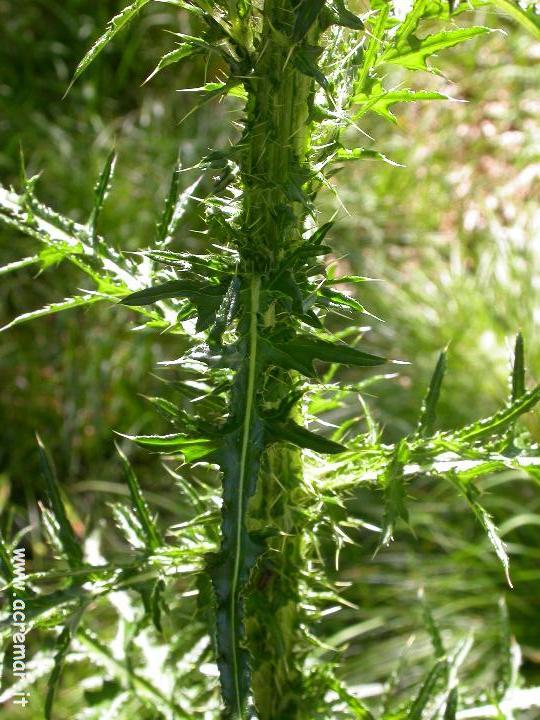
[{"x1": 1, "y1": 1, "x2": 540, "y2": 719}]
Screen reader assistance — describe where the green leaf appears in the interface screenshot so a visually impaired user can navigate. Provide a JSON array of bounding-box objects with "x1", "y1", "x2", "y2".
[
  {"x1": 0, "y1": 254, "x2": 40, "y2": 276},
  {"x1": 116, "y1": 444, "x2": 162, "y2": 551},
  {"x1": 0, "y1": 531, "x2": 14, "y2": 583},
  {"x1": 177, "y1": 82, "x2": 243, "y2": 125},
  {"x1": 67, "y1": 0, "x2": 152, "y2": 92},
  {"x1": 45, "y1": 609, "x2": 84, "y2": 720},
  {"x1": 331, "y1": 0, "x2": 364, "y2": 30},
  {"x1": 265, "y1": 334, "x2": 385, "y2": 377},
  {"x1": 111, "y1": 502, "x2": 148, "y2": 549},
  {"x1": 208, "y1": 278, "x2": 266, "y2": 719},
  {"x1": 326, "y1": 275, "x2": 379, "y2": 286},
  {"x1": 352, "y1": 86, "x2": 451, "y2": 122},
  {"x1": 76, "y1": 628, "x2": 190, "y2": 718},
  {"x1": 380, "y1": 27, "x2": 490, "y2": 72},
  {"x1": 121, "y1": 279, "x2": 197, "y2": 304},
  {"x1": 333, "y1": 146, "x2": 403, "y2": 167},
  {"x1": 268, "y1": 420, "x2": 347, "y2": 455},
  {"x1": 37, "y1": 435, "x2": 83, "y2": 569},
  {"x1": 0, "y1": 293, "x2": 107, "y2": 333},
  {"x1": 318, "y1": 286, "x2": 365, "y2": 314},
  {"x1": 444, "y1": 687, "x2": 458, "y2": 720},
  {"x1": 419, "y1": 589, "x2": 445, "y2": 659},
  {"x1": 448, "y1": 472, "x2": 512, "y2": 586},
  {"x1": 122, "y1": 433, "x2": 218, "y2": 462},
  {"x1": 88, "y1": 148, "x2": 117, "y2": 237},
  {"x1": 156, "y1": 167, "x2": 202, "y2": 246},
  {"x1": 494, "y1": 596, "x2": 518, "y2": 700},
  {"x1": 354, "y1": 4, "x2": 389, "y2": 94},
  {"x1": 325, "y1": 674, "x2": 375, "y2": 719},
  {"x1": 408, "y1": 660, "x2": 448, "y2": 720},
  {"x1": 378, "y1": 440, "x2": 411, "y2": 549},
  {"x1": 395, "y1": 0, "x2": 430, "y2": 45},
  {"x1": 486, "y1": 0, "x2": 540, "y2": 39},
  {"x1": 511, "y1": 333, "x2": 525, "y2": 402},
  {"x1": 454, "y1": 384, "x2": 540, "y2": 442},
  {"x1": 121, "y1": 280, "x2": 229, "y2": 324},
  {"x1": 293, "y1": 0, "x2": 326, "y2": 40},
  {"x1": 151, "y1": 578, "x2": 167, "y2": 633},
  {"x1": 145, "y1": 39, "x2": 204, "y2": 84},
  {"x1": 417, "y1": 351, "x2": 447, "y2": 436},
  {"x1": 292, "y1": 45, "x2": 329, "y2": 90}
]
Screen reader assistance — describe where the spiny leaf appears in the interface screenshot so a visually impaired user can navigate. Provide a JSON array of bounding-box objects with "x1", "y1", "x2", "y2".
[
  {"x1": 408, "y1": 659, "x2": 448, "y2": 720},
  {"x1": 318, "y1": 286, "x2": 365, "y2": 314},
  {"x1": 354, "y1": 3, "x2": 389, "y2": 94},
  {"x1": 331, "y1": 0, "x2": 364, "y2": 30},
  {"x1": 324, "y1": 674, "x2": 375, "y2": 718},
  {"x1": 0, "y1": 293, "x2": 107, "y2": 333},
  {"x1": 333, "y1": 147, "x2": 403, "y2": 167},
  {"x1": 208, "y1": 277, "x2": 265, "y2": 720},
  {"x1": 76, "y1": 628, "x2": 190, "y2": 718},
  {"x1": 417, "y1": 351, "x2": 447, "y2": 436},
  {"x1": 111, "y1": 502, "x2": 147, "y2": 549},
  {"x1": 142, "y1": 395, "x2": 182, "y2": 424},
  {"x1": 121, "y1": 433, "x2": 218, "y2": 462},
  {"x1": 116, "y1": 443, "x2": 162, "y2": 551},
  {"x1": 267, "y1": 419, "x2": 347, "y2": 455},
  {"x1": 486, "y1": 0, "x2": 540, "y2": 38},
  {"x1": 495, "y1": 596, "x2": 520, "y2": 699},
  {"x1": 293, "y1": 0, "x2": 326, "y2": 40},
  {"x1": 448, "y1": 472, "x2": 512, "y2": 586},
  {"x1": 511, "y1": 333, "x2": 525, "y2": 402},
  {"x1": 380, "y1": 27, "x2": 490, "y2": 72},
  {"x1": 151, "y1": 578, "x2": 166, "y2": 633},
  {"x1": 352, "y1": 87, "x2": 451, "y2": 123},
  {"x1": 156, "y1": 168, "x2": 202, "y2": 246},
  {"x1": 37, "y1": 435, "x2": 83, "y2": 569},
  {"x1": 292, "y1": 45, "x2": 329, "y2": 90},
  {"x1": 122, "y1": 278, "x2": 221, "y2": 305},
  {"x1": 177, "y1": 82, "x2": 243, "y2": 125},
  {"x1": 444, "y1": 687, "x2": 458, "y2": 720},
  {"x1": 395, "y1": 0, "x2": 430, "y2": 45},
  {"x1": 419, "y1": 588, "x2": 445, "y2": 659},
  {"x1": 265, "y1": 333, "x2": 385, "y2": 377},
  {"x1": 0, "y1": 532, "x2": 14, "y2": 583},
  {"x1": 88, "y1": 148, "x2": 117, "y2": 237},
  {"x1": 307, "y1": 221, "x2": 334, "y2": 247},
  {"x1": 0, "y1": 255, "x2": 39, "y2": 276},
  {"x1": 67, "y1": 0, "x2": 152, "y2": 92},
  {"x1": 454, "y1": 384, "x2": 540, "y2": 442},
  {"x1": 45, "y1": 609, "x2": 84, "y2": 720},
  {"x1": 378, "y1": 439, "x2": 411, "y2": 550},
  {"x1": 145, "y1": 40, "x2": 204, "y2": 84}
]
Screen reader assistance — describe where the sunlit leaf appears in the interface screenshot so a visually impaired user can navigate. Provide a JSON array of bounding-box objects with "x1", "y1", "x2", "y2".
[
  {"x1": 67, "y1": 0, "x2": 152, "y2": 92},
  {"x1": 380, "y1": 27, "x2": 490, "y2": 72}
]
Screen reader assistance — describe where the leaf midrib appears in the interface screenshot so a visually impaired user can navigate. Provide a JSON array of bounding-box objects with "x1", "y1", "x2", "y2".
[{"x1": 230, "y1": 275, "x2": 261, "y2": 718}]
